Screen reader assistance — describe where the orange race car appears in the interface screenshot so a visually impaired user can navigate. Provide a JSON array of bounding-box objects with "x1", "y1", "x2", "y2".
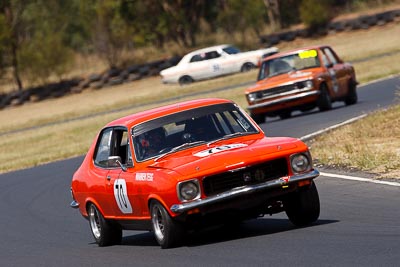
[
  {"x1": 70, "y1": 98, "x2": 320, "y2": 249},
  {"x1": 245, "y1": 45, "x2": 358, "y2": 123}
]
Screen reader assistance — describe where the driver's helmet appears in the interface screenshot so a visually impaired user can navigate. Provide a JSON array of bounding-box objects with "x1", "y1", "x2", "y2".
[{"x1": 140, "y1": 127, "x2": 166, "y2": 156}]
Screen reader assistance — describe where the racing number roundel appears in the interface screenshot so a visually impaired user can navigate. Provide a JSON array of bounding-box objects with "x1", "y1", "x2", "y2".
[{"x1": 113, "y1": 179, "x2": 133, "y2": 214}]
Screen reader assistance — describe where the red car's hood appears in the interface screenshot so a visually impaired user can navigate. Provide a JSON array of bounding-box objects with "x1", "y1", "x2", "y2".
[
  {"x1": 148, "y1": 137, "x2": 304, "y2": 179},
  {"x1": 246, "y1": 68, "x2": 320, "y2": 93}
]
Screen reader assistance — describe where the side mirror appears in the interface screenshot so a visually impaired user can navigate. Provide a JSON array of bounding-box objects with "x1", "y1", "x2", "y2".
[{"x1": 107, "y1": 156, "x2": 127, "y2": 172}]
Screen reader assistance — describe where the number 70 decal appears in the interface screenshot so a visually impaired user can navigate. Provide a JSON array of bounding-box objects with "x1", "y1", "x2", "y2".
[{"x1": 114, "y1": 179, "x2": 133, "y2": 214}]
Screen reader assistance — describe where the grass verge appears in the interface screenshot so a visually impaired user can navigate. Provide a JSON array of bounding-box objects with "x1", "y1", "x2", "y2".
[{"x1": 308, "y1": 105, "x2": 400, "y2": 179}]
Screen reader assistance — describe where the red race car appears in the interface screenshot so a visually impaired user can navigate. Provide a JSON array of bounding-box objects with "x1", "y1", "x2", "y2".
[{"x1": 70, "y1": 98, "x2": 320, "y2": 248}]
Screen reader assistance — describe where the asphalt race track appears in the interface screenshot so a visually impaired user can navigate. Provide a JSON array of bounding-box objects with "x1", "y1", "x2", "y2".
[{"x1": 0, "y1": 76, "x2": 399, "y2": 266}]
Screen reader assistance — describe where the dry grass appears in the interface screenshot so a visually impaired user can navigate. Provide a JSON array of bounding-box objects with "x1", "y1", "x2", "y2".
[
  {"x1": 0, "y1": 21, "x2": 400, "y2": 175},
  {"x1": 308, "y1": 105, "x2": 400, "y2": 179}
]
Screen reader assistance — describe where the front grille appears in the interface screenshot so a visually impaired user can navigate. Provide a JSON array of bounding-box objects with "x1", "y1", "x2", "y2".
[
  {"x1": 202, "y1": 158, "x2": 288, "y2": 196},
  {"x1": 256, "y1": 84, "x2": 296, "y2": 99}
]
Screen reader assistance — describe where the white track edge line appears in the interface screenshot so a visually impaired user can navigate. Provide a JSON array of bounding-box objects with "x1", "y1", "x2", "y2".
[
  {"x1": 300, "y1": 114, "x2": 368, "y2": 141},
  {"x1": 319, "y1": 171, "x2": 400, "y2": 187}
]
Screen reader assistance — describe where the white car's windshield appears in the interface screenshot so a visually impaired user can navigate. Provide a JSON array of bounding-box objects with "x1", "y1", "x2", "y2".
[
  {"x1": 132, "y1": 103, "x2": 258, "y2": 161},
  {"x1": 258, "y1": 49, "x2": 321, "y2": 80}
]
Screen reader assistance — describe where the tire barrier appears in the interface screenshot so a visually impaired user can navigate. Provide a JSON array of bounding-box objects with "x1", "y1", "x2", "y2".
[
  {"x1": 259, "y1": 9, "x2": 400, "y2": 46},
  {"x1": 0, "y1": 56, "x2": 183, "y2": 109}
]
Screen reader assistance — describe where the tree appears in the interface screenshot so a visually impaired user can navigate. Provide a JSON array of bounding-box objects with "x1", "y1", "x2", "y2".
[
  {"x1": 0, "y1": 0, "x2": 25, "y2": 92},
  {"x1": 79, "y1": 0, "x2": 134, "y2": 68},
  {"x1": 264, "y1": 0, "x2": 281, "y2": 31},
  {"x1": 300, "y1": 0, "x2": 332, "y2": 32},
  {"x1": 18, "y1": 0, "x2": 74, "y2": 84},
  {"x1": 217, "y1": 0, "x2": 267, "y2": 46},
  {"x1": 160, "y1": 0, "x2": 213, "y2": 47}
]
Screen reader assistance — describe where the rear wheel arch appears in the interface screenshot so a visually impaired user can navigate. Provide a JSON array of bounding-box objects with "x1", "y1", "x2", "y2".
[
  {"x1": 241, "y1": 62, "x2": 255, "y2": 72},
  {"x1": 87, "y1": 202, "x2": 122, "y2": 246},
  {"x1": 178, "y1": 75, "x2": 194, "y2": 85}
]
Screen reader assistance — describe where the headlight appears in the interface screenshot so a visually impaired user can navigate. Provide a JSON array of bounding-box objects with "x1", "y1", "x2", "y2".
[
  {"x1": 247, "y1": 93, "x2": 256, "y2": 102},
  {"x1": 297, "y1": 80, "x2": 313, "y2": 90},
  {"x1": 304, "y1": 80, "x2": 313, "y2": 89},
  {"x1": 290, "y1": 153, "x2": 312, "y2": 173},
  {"x1": 177, "y1": 179, "x2": 200, "y2": 202}
]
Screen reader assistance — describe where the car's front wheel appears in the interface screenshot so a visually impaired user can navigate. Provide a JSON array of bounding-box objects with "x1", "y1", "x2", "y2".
[
  {"x1": 284, "y1": 181, "x2": 320, "y2": 227},
  {"x1": 88, "y1": 203, "x2": 122, "y2": 246},
  {"x1": 150, "y1": 201, "x2": 184, "y2": 249}
]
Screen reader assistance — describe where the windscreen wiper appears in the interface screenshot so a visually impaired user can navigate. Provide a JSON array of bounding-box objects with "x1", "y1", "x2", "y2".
[
  {"x1": 207, "y1": 132, "x2": 253, "y2": 146},
  {"x1": 154, "y1": 141, "x2": 206, "y2": 161}
]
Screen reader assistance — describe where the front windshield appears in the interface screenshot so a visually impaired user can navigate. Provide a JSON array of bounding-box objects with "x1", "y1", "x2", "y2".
[
  {"x1": 132, "y1": 103, "x2": 258, "y2": 161},
  {"x1": 258, "y1": 49, "x2": 321, "y2": 80},
  {"x1": 222, "y1": 46, "x2": 241, "y2": 55}
]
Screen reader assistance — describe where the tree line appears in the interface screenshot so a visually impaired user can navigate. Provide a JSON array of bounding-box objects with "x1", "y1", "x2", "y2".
[{"x1": 0, "y1": 0, "x2": 392, "y2": 92}]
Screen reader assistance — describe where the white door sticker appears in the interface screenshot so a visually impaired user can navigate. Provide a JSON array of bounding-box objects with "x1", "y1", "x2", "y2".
[{"x1": 113, "y1": 179, "x2": 133, "y2": 214}]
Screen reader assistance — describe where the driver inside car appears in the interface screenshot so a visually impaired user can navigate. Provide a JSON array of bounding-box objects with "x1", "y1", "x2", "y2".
[{"x1": 139, "y1": 127, "x2": 166, "y2": 159}]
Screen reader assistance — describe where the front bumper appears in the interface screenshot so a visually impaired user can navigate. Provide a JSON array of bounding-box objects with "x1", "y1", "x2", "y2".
[
  {"x1": 170, "y1": 169, "x2": 319, "y2": 213},
  {"x1": 247, "y1": 91, "x2": 319, "y2": 112}
]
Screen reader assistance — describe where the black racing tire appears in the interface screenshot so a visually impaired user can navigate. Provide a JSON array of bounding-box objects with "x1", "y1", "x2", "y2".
[
  {"x1": 317, "y1": 84, "x2": 332, "y2": 111},
  {"x1": 150, "y1": 201, "x2": 184, "y2": 249},
  {"x1": 250, "y1": 113, "x2": 266, "y2": 124},
  {"x1": 88, "y1": 203, "x2": 122, "y2": 247},
  {"x1": 241, "y1": 62, "x2": 255, "y2": 72},
  {"x1": 344, "y1": 80, "x2": 358, "y2": 105},
  {"x1": 178, "y1": 75, "x2": 194, "y2": 85},
  {"x1": 284, "y1": 181, "x2": 320, "y2": 227},
  {"x1": 279, "y1": 111, "x2": 291, "y2": 120}
]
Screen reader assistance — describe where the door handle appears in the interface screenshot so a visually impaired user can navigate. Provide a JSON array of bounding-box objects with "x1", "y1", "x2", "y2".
[{"x1": 107, "y1": 175, "x2": 111, "y2": 181}]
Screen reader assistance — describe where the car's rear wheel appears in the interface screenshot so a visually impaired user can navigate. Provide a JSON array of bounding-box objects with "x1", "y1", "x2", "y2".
[
  {"x1": 317, "y1": 84, "x2": 332, "y2": 111},
  {"x1": 284, "y1": 181, "x2": 320, "y2": 227},
  {"x1": 241, "y1": 62, "x2": 255, "y2": 72},
  {"x1": 150, "y1": 201, "x2": 184, "y2": 249},
  {"x1": 88, "y1": 203, "x2": 122, "y2": 246},
  {"x1": 345, "y1": 80, "x2": 358, "y2": 105},
  {"x1": 178, "y1": 75, "x2": 194, "y2": 85}
]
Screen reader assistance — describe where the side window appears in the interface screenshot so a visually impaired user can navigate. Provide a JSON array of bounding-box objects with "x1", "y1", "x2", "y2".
[
  {"x1": 323, "y1": 48, "x2": 338, "y2": 65},
  {"x1": 94, "y1": 128, "x2": 113, "y2": 167},
  {"x1": 94, "y1": 127, "x2": 131, "y2": 168},
  {"x1": 118, "y1": 130, "x2": 130, "y2": 166},
  {"x1": 205, "y1": 51, "x2": 221, "y2": 60},
  {"x1": 190, "y1": 54, "x2": 203, "y2": 62}
]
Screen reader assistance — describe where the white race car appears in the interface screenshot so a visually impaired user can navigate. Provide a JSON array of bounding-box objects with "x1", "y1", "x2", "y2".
[{"x1": 160, "y1": 44, "x2": 278, "y2": 85}]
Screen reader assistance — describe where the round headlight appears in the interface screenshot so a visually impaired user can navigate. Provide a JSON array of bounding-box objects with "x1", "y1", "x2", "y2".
[
  {"x1": 179, "y1": 180, "x2": 200, "y2": 201},
  {"x1": 305, "y1": 80, "x2": 313, "y2": 89},
  {"x1": 291, "y1": 154, "x2": 310, "y2": 173},
  {"x1": 247, "y1": 93, "x2": 256, "y2": 102}
]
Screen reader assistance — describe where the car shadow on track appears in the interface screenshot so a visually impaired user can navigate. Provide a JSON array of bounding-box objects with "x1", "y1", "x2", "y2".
[
  {"x1": 120, "y1": 218, "x2": 339, "y2": 248},
  {"x1": 264, "y1": 100, "x2": 365, "y2": 124}
]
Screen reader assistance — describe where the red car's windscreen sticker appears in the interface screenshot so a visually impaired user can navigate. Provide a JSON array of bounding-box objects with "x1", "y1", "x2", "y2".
[{"x1": 193, "y1": 143, "x2": 248, "y2": 158}]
